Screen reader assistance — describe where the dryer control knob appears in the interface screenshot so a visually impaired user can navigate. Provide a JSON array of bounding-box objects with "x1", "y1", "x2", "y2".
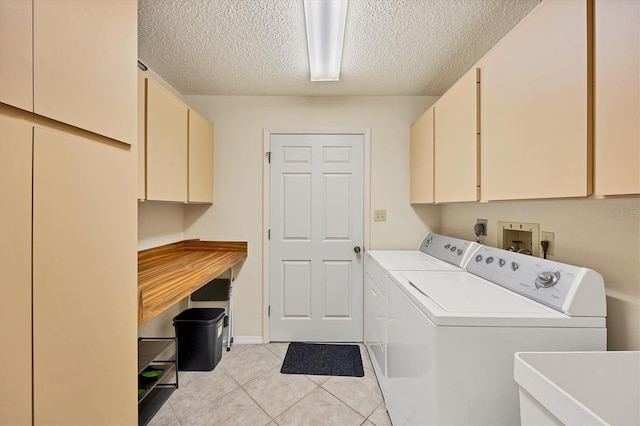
[
  {"x1": 485, "y1": 256, "x2": 494, "y2": 264},
  {"x1": 511, "y1": 262, "x2": 519, "y2": 271},
  {"x1": 535, "y1": 271, "x2": 560, "y2": 289},
  {"x1": 450, "y1": 246, "x2": 457, "y2": 252},
  {"x1": 498, "y1": 258, "x2": 506, "y2": 267},
  {"x1": 475, "y1": 254, "x2": 483, "y2": 262}
]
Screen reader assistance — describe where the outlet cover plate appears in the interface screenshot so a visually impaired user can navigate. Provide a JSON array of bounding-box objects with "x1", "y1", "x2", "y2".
[{"x1": 541, "y1": 231, "x2": 555, "y2": 256}]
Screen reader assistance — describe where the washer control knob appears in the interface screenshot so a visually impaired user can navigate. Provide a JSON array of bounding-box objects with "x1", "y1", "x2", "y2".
[
  {"x1": 475, "y1": 254, "x2": 483, "y2": 262},
  {"x1": 457, "y1": 249, "x2": 463, "y2": 256},
  {"x1": 511, "y1": 262, "x2": 519, "y2": 271},
  {"x1": 498, "y1": 258, "x2": 506, "y2": 267},
  {"x1": 535, "y1": 271, "x2": 560, "y2": 289},
  {"x1": 444, "y1": 244, "x2": 451, "y2": 249},
  {"x1": 485, "y1": 256, "x2": 494, "y2": 264},
  {"x1": 450, "y1": 246, "x2": 457, "y2": 252},
  {"x1": 424, "y1": 237, "x2": 433, "y2": 246}
]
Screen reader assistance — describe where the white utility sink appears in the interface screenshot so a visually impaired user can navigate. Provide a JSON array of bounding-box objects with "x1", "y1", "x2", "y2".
[{"x1": 514, "y1": 351, "x2": 640, "y2": 426}]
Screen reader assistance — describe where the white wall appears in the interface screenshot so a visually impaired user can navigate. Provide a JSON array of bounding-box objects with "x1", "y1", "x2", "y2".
[
  {"x1": 179, "y1": 95, "x2": 440, "y2": 339},
  {"x1": 137, "y1": 201, "x2": 184, "y2": 251},
  {"x1": 135, "y1": 93, "x2": 640, "y2": 351},
  {"x1": 440, "y1": 197, "x2": 640, "y2": 351}
]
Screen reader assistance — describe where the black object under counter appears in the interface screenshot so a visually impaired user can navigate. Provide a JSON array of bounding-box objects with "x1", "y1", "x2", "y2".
[{"x1": 173, "y1": 308, "x2": 225, "y2": 371}]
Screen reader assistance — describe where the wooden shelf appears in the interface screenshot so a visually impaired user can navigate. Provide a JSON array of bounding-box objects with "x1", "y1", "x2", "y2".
[{"x1": 138, "y1": 240, "x2": 247, "y2": 324}]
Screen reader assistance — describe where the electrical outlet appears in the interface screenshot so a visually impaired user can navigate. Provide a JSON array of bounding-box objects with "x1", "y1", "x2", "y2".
[
  {"x1": 541, "y1": 231, "x2": 554, "y2": 256},
  {"x1": 374, "y1": 209, "x2": 386, "y2": 222}
]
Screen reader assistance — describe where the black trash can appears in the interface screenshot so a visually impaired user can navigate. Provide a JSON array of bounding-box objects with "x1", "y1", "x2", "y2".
[{"x1": 173, "y1": 308, "x2": 225, "y2": 371}]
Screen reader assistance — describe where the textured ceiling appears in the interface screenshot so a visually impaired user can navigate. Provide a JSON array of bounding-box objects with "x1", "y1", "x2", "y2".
[{"x1": 138, "y1": 0, "x2": 540, "y2": 96}]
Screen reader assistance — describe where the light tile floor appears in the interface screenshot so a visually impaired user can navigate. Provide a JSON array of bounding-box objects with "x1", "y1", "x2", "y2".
[{"x1": 149, "y1": 343, "x2": 391, "y2": 426}]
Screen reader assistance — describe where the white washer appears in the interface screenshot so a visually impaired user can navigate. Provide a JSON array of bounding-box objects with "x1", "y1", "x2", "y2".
[
  {"x1": 385, "y1": 245, "x2": 607, "y2": 426},
  {"x1": 364, "y1": 233, "x2": 481, "y2": 396}
]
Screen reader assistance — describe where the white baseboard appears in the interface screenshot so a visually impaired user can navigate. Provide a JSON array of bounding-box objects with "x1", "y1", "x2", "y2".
[{"x1": 223, "y1": 335, "x2": 263, "y2": 345}]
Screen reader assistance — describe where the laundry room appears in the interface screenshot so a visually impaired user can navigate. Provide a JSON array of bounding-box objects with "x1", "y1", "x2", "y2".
[{"x1": 1, "y1": 0, "x2": 638, "y2": 425}]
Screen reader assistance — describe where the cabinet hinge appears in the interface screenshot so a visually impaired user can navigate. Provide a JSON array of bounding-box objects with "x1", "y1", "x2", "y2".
[{"x1": 266, "y1": 151, "x2": 271, "y2": 163}]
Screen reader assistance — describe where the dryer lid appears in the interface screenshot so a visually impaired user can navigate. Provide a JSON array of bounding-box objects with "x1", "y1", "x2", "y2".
[{"x1": 367, "y1": 251, "x2": 461, "y2": 271}]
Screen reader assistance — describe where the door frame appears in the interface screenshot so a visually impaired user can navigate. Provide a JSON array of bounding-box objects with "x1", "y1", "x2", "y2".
[{"x1": 262, "y1": 128, "x2": 371, "y2": 343}]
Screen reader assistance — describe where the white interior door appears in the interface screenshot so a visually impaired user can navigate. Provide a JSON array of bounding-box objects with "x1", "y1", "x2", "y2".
[{"x1": 270, "y1": 133, "x2": 364, "y2": 342}]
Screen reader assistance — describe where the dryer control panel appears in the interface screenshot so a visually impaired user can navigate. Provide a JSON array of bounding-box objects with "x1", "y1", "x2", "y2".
[
  {"x1": 466, "y1": 246, "x2": 606, "y2": 317},
  {"x1": 418, "y1": 233, "x2": 480, "y2": 268}
]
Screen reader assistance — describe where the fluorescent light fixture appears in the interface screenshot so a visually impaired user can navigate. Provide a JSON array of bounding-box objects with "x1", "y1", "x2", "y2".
[{"x1": 303, "y1": 0, "x2": 348, "y2": 81}]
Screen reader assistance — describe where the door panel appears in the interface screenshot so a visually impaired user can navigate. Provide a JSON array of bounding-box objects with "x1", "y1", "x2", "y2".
[
  {"x1": 282, "y1": 260, "x2": 312, "y2": 317},
  {"x1": 32, "y1": 127, "x2": 137, "y2": 424},
  {"x1": 270, "y1": 133, "x2": 364, "y2": 342},
  {"x1": 0, "y1": 114, "x2": 33, "y2": 425},
  {"x1": 283, "y1": 173, "x2": 312, "y2": 239},
  {"x1": 323, "y1": 261, "x2": 352, "y2": 317}
]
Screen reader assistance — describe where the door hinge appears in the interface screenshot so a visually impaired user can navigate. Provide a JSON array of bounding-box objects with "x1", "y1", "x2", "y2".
[
  {"x1": 266, "y1": 151, "x2": 271, "y2": 163},
  {"x1": 268, "y1": 305, "x2": 271, "y2": 316},
  {"x1": 268, "y1": 229, "x2": 271, "y2": 240}
]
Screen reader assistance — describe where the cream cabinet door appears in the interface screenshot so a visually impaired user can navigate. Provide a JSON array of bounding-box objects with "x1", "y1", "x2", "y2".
[
  {"x1": 0, "y1": 0, "x2": 32, "y2": 111},
  {"x1": 138, "y1": 69, "x2": 147, "y2": 200},
  {"x1": 481, "y1": 0, "x2": 589, "y2": 201},
  {"x1": 594, "y1": 0, "x2": 640, "y2": 196},
  {"x1": 188, "y1": 109, "x2": 214, "y2": 203},
  {"x1": 0, "y1": 113, "x2": 33, "y2": 426},
  {"x1": 146, "y1": 78, "x2": 188, "y2": 202},
  {"x1": 410, "y1": 107, "x2": 435, "y2": 204},
  {"x1": 33, "y1": 0, "x2": 137, "y2": 145},
  {"x1": 434, "y1": 68, "x2": 479, "y2": 203},
  {"x1": 32, "y1": 127, "x2": 137, "y2": 425}
]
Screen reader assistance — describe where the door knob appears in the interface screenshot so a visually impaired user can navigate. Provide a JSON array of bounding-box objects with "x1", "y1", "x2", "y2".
[{"x1": 354, "y1": 246, "x2": 361, "y2": 254}]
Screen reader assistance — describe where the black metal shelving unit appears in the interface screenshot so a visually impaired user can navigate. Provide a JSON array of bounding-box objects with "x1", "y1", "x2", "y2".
[{"x1": 138, "y1": 337, "x2": 178, "y2": 426}]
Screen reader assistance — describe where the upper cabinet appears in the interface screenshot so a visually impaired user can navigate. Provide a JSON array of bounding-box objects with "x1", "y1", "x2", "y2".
[
  {"x1": 146, "y1": 78, "x2": 189, "y2": 202},
  {"x1": 0, "y1": 0, "x2": 137, "y2": 145},
  {"x1": 594, "y1": 0, "x2": 639, "y2": 196},
  {"x1": 481, "y1": 0, "x2": 590, "y2": 201},
  {"x1": 0, "y1": 0, "x2": 33, "y2": 111},
  {"x1": 33, "y1": 0, "x2": 137, "y2": 145},
  {"x1": 188, "y1": 109, "x2": 215, "y2": 203},
  {"x1": 410, "y1": 107, "x2": 435, "y2": 204},
  {"x1": 141, "y1": 74, "x2": 215, "y2": 203},
  {"x1": 434, "y1": 68, "x2": 480, "y2": 203}
]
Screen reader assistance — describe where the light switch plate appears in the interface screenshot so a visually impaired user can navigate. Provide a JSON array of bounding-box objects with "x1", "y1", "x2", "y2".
[{"x1": 374, "y1": 209, "x2": 386, "y2": 222}]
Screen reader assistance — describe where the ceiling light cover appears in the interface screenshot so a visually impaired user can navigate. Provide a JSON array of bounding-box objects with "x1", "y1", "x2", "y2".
[{"x1": 303, "y1": 0, "x2": 348, "y2": 81}]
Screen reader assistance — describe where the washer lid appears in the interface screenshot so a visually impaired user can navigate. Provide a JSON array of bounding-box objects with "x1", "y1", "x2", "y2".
[
  {"x1": 402, "y1": 271, "x2": 549, "y2": 314},
  {"x1": 391, "y1": 271, "x2": 605, "y2": 328},
  {"x1": 367, "y1": 251, "x2": 461, "y2": 271}
]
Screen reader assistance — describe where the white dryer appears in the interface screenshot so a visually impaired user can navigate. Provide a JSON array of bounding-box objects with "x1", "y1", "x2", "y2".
[
  {"x1": 366, "y1": 232, "x2": 480, "y2": 272},
  {"x1": 385, "y1": 245, "x2": 607, "y2": 425},
  {"x1": 364, "y1": 233, "x2": 480, "y2": 395}
]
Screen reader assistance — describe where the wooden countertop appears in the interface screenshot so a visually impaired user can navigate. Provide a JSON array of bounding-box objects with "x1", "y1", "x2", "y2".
[{"x1": 138, "y1": 240, "x2": 247, "y2": 324}]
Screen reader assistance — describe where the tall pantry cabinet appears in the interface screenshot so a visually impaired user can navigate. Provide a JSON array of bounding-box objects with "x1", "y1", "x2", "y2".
[{"x1": 0, "y1": 1, "x2": 138, "y2": 425}]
